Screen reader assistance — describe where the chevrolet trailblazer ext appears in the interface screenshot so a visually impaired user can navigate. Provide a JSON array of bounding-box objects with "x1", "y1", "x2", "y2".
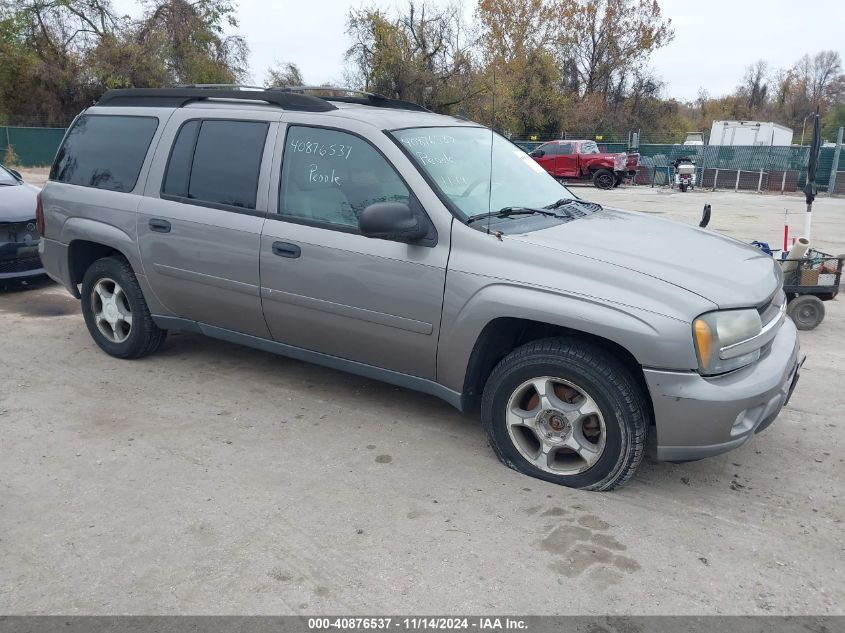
[{"x1": 37, "y1": 87, "x2": 803, "y2": 490}]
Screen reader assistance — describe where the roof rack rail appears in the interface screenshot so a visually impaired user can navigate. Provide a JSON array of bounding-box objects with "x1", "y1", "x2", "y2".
[
  {"x1": 275, "y1": 85, "x2": 379, "y2": 96},
  {"x1": 175, "y1": 83, "x2": 267, "y2": 90},
  {"x1": 275, "y1": 85, "x2": 431, "y2": 113},
  {"x1": 97, "y1": 87, "x2": 337, "y2": 112}
]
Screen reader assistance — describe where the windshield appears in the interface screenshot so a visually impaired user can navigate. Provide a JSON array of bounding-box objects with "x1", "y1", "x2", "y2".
[
  {"x1": 0, "y1": 166, "x2": 19, "y2": 185},
  {"x1": 392, "y1": 127, "x2": 575, "y2": 219}
]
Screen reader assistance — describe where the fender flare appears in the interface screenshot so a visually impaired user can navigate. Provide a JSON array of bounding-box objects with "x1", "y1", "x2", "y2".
[{"x1": 437, "y1": 282, "x2": 697, "y2": 395}]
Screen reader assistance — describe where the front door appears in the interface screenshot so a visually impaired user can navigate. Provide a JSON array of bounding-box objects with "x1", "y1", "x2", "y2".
[
  {"x1": 259, "y1": 122, "x2": 450, "y2": 379},
  {"x1": 137, "y1": 112, "x2": 278, "y2": 338},
  {"x1": 556, "y1": 142, "x2": 578, "y2": 178},
  {"x1": 533, "y1": 142, "x2": 560, "y2": 176}
]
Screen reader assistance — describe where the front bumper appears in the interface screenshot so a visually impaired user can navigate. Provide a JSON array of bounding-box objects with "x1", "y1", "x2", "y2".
[
  {"x1": 644, "y1": 318, "x2": 803, "y2": 462},
  {"x1": 0, "y1": 240, "x2": 45, "y2": 280}
]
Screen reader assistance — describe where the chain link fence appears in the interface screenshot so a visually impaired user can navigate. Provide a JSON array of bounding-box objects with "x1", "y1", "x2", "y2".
[{"x1": 512, "y1": 136, "x2": 845, "y2": 194}]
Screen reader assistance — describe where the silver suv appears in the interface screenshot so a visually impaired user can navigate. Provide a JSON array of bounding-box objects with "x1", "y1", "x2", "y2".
[{"x1": 38, "y1": 87, "x2": 803, "y2": 490}]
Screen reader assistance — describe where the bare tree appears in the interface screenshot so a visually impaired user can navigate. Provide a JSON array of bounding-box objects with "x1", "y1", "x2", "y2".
[
  {"x1": 345, "y1": 2, "x2": 475, "y2": 111},
  {"x1": 553, "y1": 0, "x2": 674, "y2": 101},
  {"x1": 740, "y1": 60, "x2": 769, "y2": 110},
  {"x1": 265, "y1": 61, "x2": 304, "y2": 88}
]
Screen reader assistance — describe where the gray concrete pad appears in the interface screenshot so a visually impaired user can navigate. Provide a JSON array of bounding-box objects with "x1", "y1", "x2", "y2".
[{"x1": 1, "y1": 184, "x2": 843, "y2": 615}]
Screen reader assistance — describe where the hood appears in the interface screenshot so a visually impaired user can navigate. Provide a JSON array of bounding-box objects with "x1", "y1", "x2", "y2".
[
  {"x1": 509, "y1": 206, "x2": 779, "y2": 309},
  {"x1": 0, "y1": 182, "x2": 39, "y2": 223}
]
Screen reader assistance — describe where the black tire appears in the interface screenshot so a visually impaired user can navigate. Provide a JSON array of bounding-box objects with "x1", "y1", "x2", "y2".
[
  {"x1": 679, "y1": 184, "x2": 688, "y2": 192},
  {"x1": 593, "y1": 169, "x2": 615, "y2": 190},
  {"x1": 481, "y1": 338, "x2": 648, "y2": 491},
  {"x1": 80, "y1": 256, "x2": 166, "y2": 358},
  {"x1": 787, "y1": 295, "x2": 825, "y2": 330}
]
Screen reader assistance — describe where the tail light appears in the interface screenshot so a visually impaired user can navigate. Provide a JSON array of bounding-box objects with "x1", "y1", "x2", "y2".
[{"x1": 36, "y1": 192, "x2": 45, "y2": 235}]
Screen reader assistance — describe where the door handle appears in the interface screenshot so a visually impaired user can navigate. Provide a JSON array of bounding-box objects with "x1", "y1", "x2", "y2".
[
  {"x1": 149, "y1": 219, "x2": 171, "y2": 233},
  {"x1": 272, "y1": 241, "x2": 301, "y2": 258}
]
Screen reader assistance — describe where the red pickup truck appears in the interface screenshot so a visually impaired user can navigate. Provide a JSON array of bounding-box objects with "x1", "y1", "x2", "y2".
[{"x1": 528, "y1": 140, "x2": 639, "y2": 189}]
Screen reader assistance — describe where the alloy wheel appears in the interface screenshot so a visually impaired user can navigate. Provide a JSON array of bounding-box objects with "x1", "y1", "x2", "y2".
[
  {"x1": 505, "y1": 376, "x2": 606, "y2": 475},
  {"x1": 91, "y1": 277, "x2": 133, "y2": 343}
]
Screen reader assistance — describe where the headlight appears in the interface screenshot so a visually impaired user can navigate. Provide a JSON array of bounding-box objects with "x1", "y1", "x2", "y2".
[{"x1": 693, "y1": 309, "x2": 762, "y2": 375}]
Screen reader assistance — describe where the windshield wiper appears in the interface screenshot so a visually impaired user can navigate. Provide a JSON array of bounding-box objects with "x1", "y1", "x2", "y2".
[{"x1": 465, "y1": 206, "x2": 562, "y2": 225}]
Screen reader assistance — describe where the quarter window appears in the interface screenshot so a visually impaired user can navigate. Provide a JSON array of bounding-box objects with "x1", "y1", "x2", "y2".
[
  {"x1": 51, "y1": 115, "x2": 158, "y2": 192},
  {"x1": 279, "y1": 126, "x2": 409, "y2": 230},
  {"x1": 163, "y1": 119, "x2": 268, "y2": 209}
]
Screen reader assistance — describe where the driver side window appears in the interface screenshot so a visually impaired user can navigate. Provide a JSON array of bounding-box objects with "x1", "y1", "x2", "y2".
[{"x1": 279, "y1": 126, "x2": 410, "y2": 231}]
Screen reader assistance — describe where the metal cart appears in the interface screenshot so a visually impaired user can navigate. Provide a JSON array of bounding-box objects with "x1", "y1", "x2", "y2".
[{"x1": 778, "y1": 249, "x2": 844, "y2": 330}]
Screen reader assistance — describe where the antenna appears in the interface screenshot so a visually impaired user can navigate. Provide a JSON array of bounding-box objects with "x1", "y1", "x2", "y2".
[{"x1": 486, "y1": 64, "x2": 495, "y2": 236}]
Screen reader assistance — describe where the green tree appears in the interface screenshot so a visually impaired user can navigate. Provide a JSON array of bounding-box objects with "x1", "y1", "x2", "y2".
[
  {"x1": 822, "y1": 103, "x2": 845, "y2": 142},
  {"x1": 473, "y1": 0, "x2": 563, "y2": 134},
  {"x1": 0, "y1": 0, "x2": 248, "y2": 126}
]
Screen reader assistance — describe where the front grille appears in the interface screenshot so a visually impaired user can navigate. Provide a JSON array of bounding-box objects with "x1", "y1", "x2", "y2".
[
  {"x1": 0, "y1": 256, "x2": 42, "y2": 274},
  {"x1": 758, "y1": 289, "x2": 786, "y2": 321},
  {"x1": 1, "y1": 220, "x2": 40, "y2": 243}
]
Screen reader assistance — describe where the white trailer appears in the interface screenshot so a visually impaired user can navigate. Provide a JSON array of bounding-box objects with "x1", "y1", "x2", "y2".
[{"x1": 709, "y1": 120, "x2": 793, "y2": 146}]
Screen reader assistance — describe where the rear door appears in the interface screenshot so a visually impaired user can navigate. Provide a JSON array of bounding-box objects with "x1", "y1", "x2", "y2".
[
  {"x1": 137, "y1": 110, "x2": 278, "y2": 338},
  {"x1": 258, "y1": 120, "x2": 451, "y2": 379}
]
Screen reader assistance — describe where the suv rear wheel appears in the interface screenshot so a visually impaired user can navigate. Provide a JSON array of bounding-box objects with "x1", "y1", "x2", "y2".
[
  {"x1": 481, "y1": 338, "x2": 647, "y2": 491},
  {"x1": 80, "y1": 256, "x2": 166, "y2": 359}
]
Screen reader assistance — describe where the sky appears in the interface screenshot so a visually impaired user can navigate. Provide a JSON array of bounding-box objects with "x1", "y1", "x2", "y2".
[{"x1": 113, "y1": 0, "x2": 845, "y2": 102}]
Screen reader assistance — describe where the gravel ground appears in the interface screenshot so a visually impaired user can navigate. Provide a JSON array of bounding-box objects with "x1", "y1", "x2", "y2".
[{"x1": 1, "y1": 178, "x2": 843, "y2": 615}]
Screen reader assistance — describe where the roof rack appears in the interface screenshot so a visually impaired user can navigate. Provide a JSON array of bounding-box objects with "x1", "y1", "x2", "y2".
[
  {"x1": 97, "y1": 87, "x2": 337, "y2": 112},
  {"x1": 275, "y1": 85, "x2": 431, "y2": 113},
  {"x1": 176, "y1": 83, "x2": 266, "y2": 90}
]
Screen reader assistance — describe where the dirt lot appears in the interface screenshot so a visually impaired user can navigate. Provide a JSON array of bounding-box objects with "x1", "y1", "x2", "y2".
[{"x1": 1, "y1": 178, "x2": 843, "y2": 615}]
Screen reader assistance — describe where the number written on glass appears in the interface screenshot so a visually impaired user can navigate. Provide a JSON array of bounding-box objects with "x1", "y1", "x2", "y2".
[{"x1": 289, "y1": 139, "x2": 352, "y2": 160}]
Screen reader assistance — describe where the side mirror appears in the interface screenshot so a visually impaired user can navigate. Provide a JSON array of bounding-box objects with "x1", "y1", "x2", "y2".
[
  {"x1": 359, "y1": 201, "x2": 428, "y2": 242},
  {"x1": 529, "y1": 149, "x2": 544, "y2": 157}
]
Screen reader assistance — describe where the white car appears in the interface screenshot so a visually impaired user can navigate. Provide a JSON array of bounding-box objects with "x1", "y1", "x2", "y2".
[{"x1": 0, "y1": 164, "x2": 44, "y2": 280}]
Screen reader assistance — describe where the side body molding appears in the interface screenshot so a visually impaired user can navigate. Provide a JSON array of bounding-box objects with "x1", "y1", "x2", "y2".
[{"x1": 153, "y1": 316, "x2": 464, "y2": 409}]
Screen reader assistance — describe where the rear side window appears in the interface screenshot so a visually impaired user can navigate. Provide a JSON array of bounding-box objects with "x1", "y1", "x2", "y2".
[
  {"x1": 51, "y1": 115, "x2": 158, "y2": 192},
  {"x1": 162, "y1": 119, "x2": 268, "y2": 210}
]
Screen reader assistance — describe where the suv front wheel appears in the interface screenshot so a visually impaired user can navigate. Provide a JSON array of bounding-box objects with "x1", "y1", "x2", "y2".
[
  {"x1": 592, "y1": 169, "x2": 616, "y2": 190},
  {"x1": 481, "y1": 338, "x2": 648, "y2": 491},
  {"x1": 80, "y1": 256, "x2": 166, "y2": 359}
]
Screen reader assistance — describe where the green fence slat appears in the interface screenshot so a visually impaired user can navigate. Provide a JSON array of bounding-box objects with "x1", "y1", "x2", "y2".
[{"x1": 1, "y1": 126, "x2": 66, "y2": 167}]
